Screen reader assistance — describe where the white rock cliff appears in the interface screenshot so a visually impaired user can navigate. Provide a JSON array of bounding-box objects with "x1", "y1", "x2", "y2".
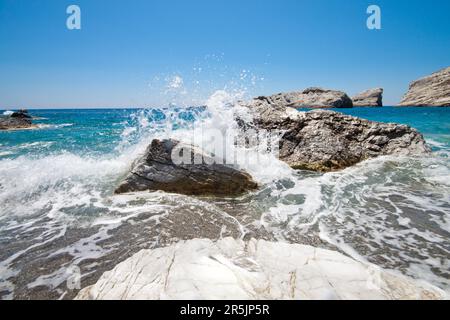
[{"x1": 399, "y1": 67, "x2": 450, "y2": 106}]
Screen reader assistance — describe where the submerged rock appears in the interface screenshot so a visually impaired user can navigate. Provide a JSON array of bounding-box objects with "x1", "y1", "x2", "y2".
[
  {"x1": 399, "y1": 67, "x2": 450, "y2": 106},
  {"x1": 115, "y1": 139, "x2": 257, "y2": 196},
  {"x1": 352, "y1": 88, "x2": 383, "y2": 107},
  {"x1": 241, "y1": 99, "x2": 430, "y2": 172},
  {"x1": 76, "y1": 238, "x2": 446, "y2": 300}
]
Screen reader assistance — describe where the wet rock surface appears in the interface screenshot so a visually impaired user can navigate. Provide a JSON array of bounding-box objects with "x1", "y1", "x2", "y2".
[{"x1": 115, "y1": 139, "x2": 258, "y2": 196}]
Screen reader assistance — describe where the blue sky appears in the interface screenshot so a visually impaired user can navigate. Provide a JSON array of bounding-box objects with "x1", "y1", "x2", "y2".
[{"x1": 0, "y1": 0, "x2": 449, "y2": 108}]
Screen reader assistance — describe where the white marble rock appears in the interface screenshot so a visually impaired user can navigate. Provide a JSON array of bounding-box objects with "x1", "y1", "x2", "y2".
[{"x1": 76, "y1": 238, "x2": 447, "y2": 300}]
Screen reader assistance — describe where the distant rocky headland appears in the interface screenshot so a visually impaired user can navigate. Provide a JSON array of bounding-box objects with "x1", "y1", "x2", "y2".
[
  {"x1": 399, "y1": 67, "x2": 450, "y2": 106},
  {"x1": 257, "y1": 86, "x2": 384, "y2": 108},
  {"x1": 251, "y1": 66, "x2": 449, "y2": 108}
]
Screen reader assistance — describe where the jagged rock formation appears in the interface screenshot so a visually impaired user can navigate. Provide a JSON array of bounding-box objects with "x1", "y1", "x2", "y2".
[
  {"x1": 76, "y1": 238, "x2": 446, "y2": 300},
  {"x1": 352, "y1": 88, "x2": 383, "y2": 106},
  {"x1": 240, "y1": 98, "x2": 430, "y2": 172},
  {"x1": 115, "y1": 139, "x2": 258, "y2": 196},
  {"x1": 399, "y1": 67, "x2": 450, "y2": 106}
]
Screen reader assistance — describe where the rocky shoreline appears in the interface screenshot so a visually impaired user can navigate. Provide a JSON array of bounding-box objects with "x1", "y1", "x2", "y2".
[
  {"x1": 76, "y1": 86, "x2": 445, "y2": 300},
  {"x1": 113, "y1": 103, "x2": 430, "y2": 196},
  {"x1": 3, "y1": 66, "x2": 448, "y2": 301}
]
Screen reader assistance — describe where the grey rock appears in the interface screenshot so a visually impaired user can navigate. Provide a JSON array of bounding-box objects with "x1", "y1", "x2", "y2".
[
  {"x1": 399, "y1": 67, "x2": 450, "y2": 106},
  {"x1": 240, "y1": 98, "x2": 430, "y2": 172},
  {"x1": 252, "y1": 87, "x2": 353, "y2": 110},
  {"x1": 352, "y1": 88, "x2": 383, "y2": 107},
  {"x1": 115, "y1": 139, "x2": 258, "y2": 196}
]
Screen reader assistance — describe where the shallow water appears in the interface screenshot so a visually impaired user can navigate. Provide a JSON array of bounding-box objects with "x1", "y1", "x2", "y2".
[{"x1": 0, "y1": 105, "x2": 449, "y2": 299}]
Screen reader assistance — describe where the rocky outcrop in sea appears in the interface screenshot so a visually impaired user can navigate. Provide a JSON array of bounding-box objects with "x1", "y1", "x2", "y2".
[
  {"x1": 352, "y1": 88, "x2": 383, "y2": 107},
  {"x1": 0, "y1": 110, "x2": 36, "y2": 130},
  {"x1": 76, "y1": 238, "x2": 446, "y2": 300},
  {"x1": 115, "y1": 139, "x2": 258, "y2": 196},
  {"x1": 241, "y1": 97, "x2": 430, "y2": 172},
  {"x1": 399, "y1": 67, "x2": 450, "y2": 106}
]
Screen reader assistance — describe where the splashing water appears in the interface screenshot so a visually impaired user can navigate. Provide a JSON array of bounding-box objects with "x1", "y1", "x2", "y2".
[{"x1": 0, "y1": 95, "x2": 449, "y2": 299}]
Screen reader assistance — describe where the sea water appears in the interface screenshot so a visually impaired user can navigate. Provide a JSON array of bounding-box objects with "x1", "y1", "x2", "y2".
[{"x1": 0, "y1": 102, "x2": 449, "y2": 299}]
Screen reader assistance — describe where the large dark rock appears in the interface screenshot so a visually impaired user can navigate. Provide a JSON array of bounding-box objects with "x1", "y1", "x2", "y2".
[
  {"x1": 399, "y1": 67, "x2": 450, "y2": 106},
  {"x1": 240, "y1": 97, "x2": 430, "y2": 172},
  {"x1": 115, "y1": 139, "x2": 258, "y2": 196},
  {"x1": 352, "y1": 88, "x2": 383, "y2": 107},
  {"x1": 11, "y1": 109, "x2": 32, "y2": 119},
  {"x1": 0, "y1": 110, "x2": 35, "y2": 130}
]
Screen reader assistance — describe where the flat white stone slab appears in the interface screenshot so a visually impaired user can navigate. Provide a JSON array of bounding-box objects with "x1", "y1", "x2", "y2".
[{"x1": 76, "y1": 238, "x2": 447, "y2": 300}]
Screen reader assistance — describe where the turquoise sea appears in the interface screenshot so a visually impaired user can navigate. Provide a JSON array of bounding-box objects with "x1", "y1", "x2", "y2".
[{"x1": 0, "y1": 106, "x2": 449, "y2": 299}]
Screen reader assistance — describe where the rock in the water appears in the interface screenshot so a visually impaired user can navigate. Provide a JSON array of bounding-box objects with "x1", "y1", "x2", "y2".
[
  {"x1": 115, "y1": 139, "x2": 257, "y2": 196},
  {"x1": 0, "y1": 110, "x2": 35, "y2": 130},
  {"x1": 75, "y1": 238, "x2": 446, "y2": 300},
  {"x1": 11, "y1": 109, "x2": 32, "y2": 119},
  {"x1": 399, "y1": 67, "x2": 450, "y2": 106},
  {"x1": 241, "y1": 99, "x2": 430, "y2": 172},
  {"x1": 252, "y1": 87, "x2": 353, "y2": 109},
  {"x1": 352, "y1": 88, "x2": 383, "y2": 107}
]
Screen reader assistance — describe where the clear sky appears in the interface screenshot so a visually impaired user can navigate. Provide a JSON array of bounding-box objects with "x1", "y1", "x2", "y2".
[{"x1": 0, "y1": 0, "x2": 449, "y2": 108}]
